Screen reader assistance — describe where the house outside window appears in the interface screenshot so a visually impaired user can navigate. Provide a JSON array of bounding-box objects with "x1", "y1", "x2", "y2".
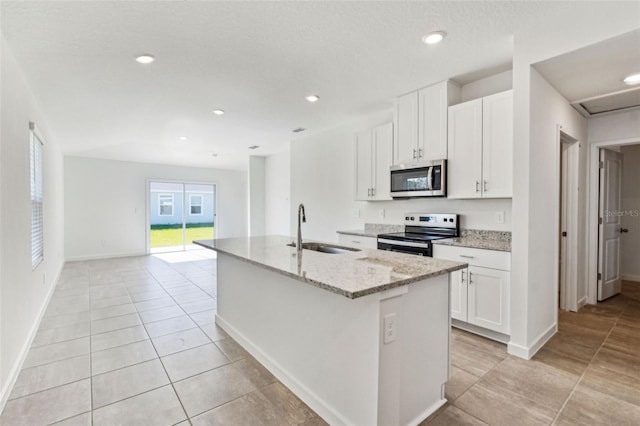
[
  {"x1": 158, "y1": 194, "x2": 174, "y2": 216},
  {"x1": 189, "y1": 194, "x2": 203, "y2": 215},
  {"x1": 30, "y1": 122, "x2": 44, "y2": 269}
]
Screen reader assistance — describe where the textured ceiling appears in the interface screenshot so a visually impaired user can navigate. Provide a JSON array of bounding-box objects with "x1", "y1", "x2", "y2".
[{"x1": 1, "y1": 1, "x2": 637, "y2": 170}]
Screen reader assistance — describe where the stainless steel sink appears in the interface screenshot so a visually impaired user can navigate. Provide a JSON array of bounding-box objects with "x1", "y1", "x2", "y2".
[{"x1": 287, "y1": 242, "x2": 361, "y2": 254}]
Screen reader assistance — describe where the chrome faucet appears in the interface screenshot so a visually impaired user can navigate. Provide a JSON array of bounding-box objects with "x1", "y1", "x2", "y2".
[{"x1": 297, "y1": 203, "x2": 306, "y2": 256}]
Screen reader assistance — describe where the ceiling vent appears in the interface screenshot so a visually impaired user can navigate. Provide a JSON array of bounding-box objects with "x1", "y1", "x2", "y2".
[{"x1": 571, "y1": 87, "x2": 640, "y2": 117}]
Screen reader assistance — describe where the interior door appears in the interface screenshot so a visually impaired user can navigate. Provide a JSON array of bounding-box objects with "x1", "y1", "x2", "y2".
[{"x1": 598, "y1": 149, "x2": 623, "y2": 301}]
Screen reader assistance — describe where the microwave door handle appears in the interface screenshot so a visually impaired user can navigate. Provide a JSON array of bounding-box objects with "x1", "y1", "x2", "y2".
[{"x1": 427, "y1": 166, "x2": 433, "y2": 190}]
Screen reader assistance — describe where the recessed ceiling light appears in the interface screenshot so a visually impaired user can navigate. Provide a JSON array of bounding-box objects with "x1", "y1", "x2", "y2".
[
  {"x1": 135, "y1": 54, "x2": 155, "y2": 64},
  {"x1": 211, "y1": 153, "x2": 218, "y2": 157},
  {"x1": 623, "y1": 73, "x2": 640, "y2": 85},
  {"x1": 422, "y1": 31, "x2": 446, "y2": 45},
  {"x1": 179, "y1": 136, "x2": 187, "y2": 141},
  {"x1": 292, "y1": 128, "x2": 306, "y2": 133},
  {"x1": 248, "y1": 145, "x2": 260, "y2": 150},
  {"x1": 212, "y1": 109, "x2": 225, "y2": 115},
  {"x1": 305, "y1": 94, "x2": 320, "y2": 103}
]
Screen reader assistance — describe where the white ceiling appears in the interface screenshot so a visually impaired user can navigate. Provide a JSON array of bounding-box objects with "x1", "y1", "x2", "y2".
[
  {"x1": 534, "y1": 29, "x2": 640, "y2": 114},
  {"x1": 1, "y1": 1, "x2": 635, "y2": 170}
]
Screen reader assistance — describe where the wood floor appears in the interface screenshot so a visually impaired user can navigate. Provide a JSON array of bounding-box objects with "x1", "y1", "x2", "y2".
[{"x1": 425, "y1": 280, "x2": 640, "y2": 425}]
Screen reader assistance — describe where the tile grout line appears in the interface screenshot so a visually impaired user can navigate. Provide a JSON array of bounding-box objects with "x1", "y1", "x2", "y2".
[{"x1": 548, "y1": 300, "x2": 628, "y2": 425}]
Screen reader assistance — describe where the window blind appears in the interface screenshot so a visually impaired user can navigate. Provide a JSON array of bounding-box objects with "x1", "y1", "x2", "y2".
[{"x1": 30, "y1": 123, "x2": 44, "y2": 269}]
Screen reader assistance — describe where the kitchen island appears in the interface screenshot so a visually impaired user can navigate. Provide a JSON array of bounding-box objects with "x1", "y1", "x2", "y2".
[{"x1": 195, "y1": 236, "x2": 466, "y2": 426}]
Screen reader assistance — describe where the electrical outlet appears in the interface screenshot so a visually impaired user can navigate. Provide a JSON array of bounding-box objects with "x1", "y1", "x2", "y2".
[
  {"x1": 100, "y1": 239, "x2": 106, "y2": 247},
  {"x1": 495, "y1": 211, "x2": 505, "y2": 224},
  {"x1": 383, "y1": 313, "x2": 397, "y2": 344},
  {"x1": 378, "y1": 208, "x2": 385, "y2": 219}
]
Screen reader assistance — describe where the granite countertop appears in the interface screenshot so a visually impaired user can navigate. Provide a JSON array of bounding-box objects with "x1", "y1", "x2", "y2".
[
  {"x1": 432, "y1": 230, "x2": 512, "y2": 252},
  {"x1": 336, "y1": 229, "x2": 377, "y2": 238},
  {"x1": 337, "y1": 223, "x2": 403, "y2": 238},
  {"x1": 195, "y1": 236, "x2": 466, "y2": 299}
]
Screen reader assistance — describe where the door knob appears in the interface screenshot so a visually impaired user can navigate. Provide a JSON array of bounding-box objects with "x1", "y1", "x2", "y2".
[{"x1": 620, "y1": 228, "x2": 629, "y2": 233}]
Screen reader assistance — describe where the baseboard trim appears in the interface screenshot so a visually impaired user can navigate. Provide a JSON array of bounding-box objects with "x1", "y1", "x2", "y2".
[
  {"x1": 507, "y1": 323, "x2": 557, "y2": 360},
  {"x1": 0, "y1": 261, "x2": 64, "y2": 413},
  {"x1": 621, "y1": 274, "x2": 640, "y2": 283},
  {"x1": 577, "y1": 296, "x2": 587, "y2": 309},
  {"x1": 216, "y1": 314, "x2": 353, "y2": 426},
  {"x1": 451, "y1": 320, "x2": 510, "y2": 344},
  {"x1": 65, "y1": 251, "x2": 147, "y2": 262},
  {"x1": 406, "y1": 399, "x2": 447, "y2": 426}
]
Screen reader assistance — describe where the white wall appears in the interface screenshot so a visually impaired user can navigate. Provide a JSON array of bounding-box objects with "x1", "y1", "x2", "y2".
[
  {"x1": 620, "y1": 145, "x2": 640, "y2": 282},
  {"x1": 248, "y1": 156, "x2": 266, "y2": 236},
  {"x1": 0, "y1": 38, "x2": 66, "y2": 409},
  {"x1": 289, "y1": 108, "x2": 513, "y2": 244},
  {"x1": 459, "y1": 70, "x2": 513, "y2": 103},
  {"x1": 64, "y1": 157, "x2": 247, "y2": 260},
  {"x1": 265, "y1": 149, "x2": 291, "y2": 235},
  {"x1": 509, "y1": 7, "x2": 638, "y2": 358},
  {"x1": 588, "y1": 109, "x2": 640, "y2": 143}
]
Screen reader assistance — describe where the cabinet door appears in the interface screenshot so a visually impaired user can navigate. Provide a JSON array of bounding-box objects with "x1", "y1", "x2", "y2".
[
  {"x1": 394, "y1": 92, "x2": 419, "y2": 165},
  {"x1": 450, "y1": 268, "x2": 468, "y2": 321},
  {"x1": 354, "y1": 130, "x2": 373, "y2": 201},
  {"x1": 482, "y1": 90, "x2": 513, "y2": 198},
  {"x1": 372, "y1": 123, "x2": 393, "y2": 200},
  {"x1": 447, "y1": 99, "x2": 483, "y2": 199},
  {"x1": 419, "y1": 82, "x2": 448, "y2": 161},
  {"x1": 467, "y1": 266, "x2": 510, "y2": 334},
  {"x1": 338, "y1": 234, "x2": 377, "y2": 249}
]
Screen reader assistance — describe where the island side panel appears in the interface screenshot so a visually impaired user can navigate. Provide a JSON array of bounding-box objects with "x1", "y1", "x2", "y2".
[
  {"x1": 376, "y1": 275, "x2": 449, "y2": 426},
  {"x1": 216, "y1": 253, "x2": 381, "y2": 426}
]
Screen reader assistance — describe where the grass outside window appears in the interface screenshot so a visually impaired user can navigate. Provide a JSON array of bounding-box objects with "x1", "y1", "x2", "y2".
[{"x1": 150, "y1": 224, "x2": 214, "y2": 248}]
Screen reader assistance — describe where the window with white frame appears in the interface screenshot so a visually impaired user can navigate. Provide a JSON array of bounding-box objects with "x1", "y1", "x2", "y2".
[
  {"x1": 189, "y1": 194, "x2": 203, "y2": 215},
  {"x1": 30, "y1": 122, "x2": 44, "y2": 269},
  {"x1": 158, "y1": 194, "x2": 174, "y2": 216}
]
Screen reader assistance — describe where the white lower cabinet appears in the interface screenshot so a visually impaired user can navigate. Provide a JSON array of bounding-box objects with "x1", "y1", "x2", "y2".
[
  {"x1": 338, "y1": 234, "x2": 377, "y2": 249},
  {"x1": 433, "y1": 245, "x2": 510, "y2": 335}
]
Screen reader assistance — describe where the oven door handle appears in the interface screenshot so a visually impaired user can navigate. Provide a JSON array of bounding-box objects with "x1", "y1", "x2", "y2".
[{"x1": 377, "y1": 238, "x2": 430, "y2": 248}]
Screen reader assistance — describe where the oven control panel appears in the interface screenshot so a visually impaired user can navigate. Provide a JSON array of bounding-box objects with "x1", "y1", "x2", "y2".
[{"x1": 403, "y1": 213, "x2": 457, "y2": 228}]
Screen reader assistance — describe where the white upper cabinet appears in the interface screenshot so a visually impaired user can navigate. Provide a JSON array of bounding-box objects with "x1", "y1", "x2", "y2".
[
  {"x1": 394, "y1": 81, "x2": 460, "y2": 165},
  {"x1": 354, "y1": 122, "x2": 393, "y2": 201},
  {"x1": 448, "y1": 98, "x2": 483, "y2": 199},
  {"x1": 394, "y1": 92, "x2": 419, "y2": 164},
  {"x1": 482, "y1": 91, "x2": 513, "y2": 198},
  {"x1": 447, "y1": 90, "x2": 513, "y2": 199}
]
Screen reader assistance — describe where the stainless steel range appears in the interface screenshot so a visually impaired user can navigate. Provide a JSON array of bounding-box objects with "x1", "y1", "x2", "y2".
[{"x1": 377, "y1": 213, "x2": 459, "y2": 257}]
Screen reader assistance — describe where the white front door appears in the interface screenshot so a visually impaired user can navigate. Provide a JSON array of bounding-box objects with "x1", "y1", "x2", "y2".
[{"x1": 598, "y1": 149, "x2": 623, "y2": 301}]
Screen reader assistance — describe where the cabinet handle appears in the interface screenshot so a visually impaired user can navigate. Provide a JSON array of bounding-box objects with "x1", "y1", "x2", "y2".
[
  {"x1": 412, "y1": 148, "x2": 417, "y2": 159},
  {"x1": 418, "y1": 147, "x2": 423, "y2": 158},
  {"x1": 469, "y1": 272, "x2": 473, "y2": 284},
  {"x1": 476, "y1": 181, "x2": 480, "y2": 192},
  {"x1": 372, "y1": 188, "x2": 376, "y2": 196},
  {"x1": 351, "y1": 240, "x2": 361, "y2": 244},
  {"x1": 461, "y1": 270, "x2": 466, "y2": 283},
  {"x1": 459, "y1": 254, "x2": 475, "y2": 259},
  {"x1": 484, "y1": 180, "x2": 487, "y2": 192}
]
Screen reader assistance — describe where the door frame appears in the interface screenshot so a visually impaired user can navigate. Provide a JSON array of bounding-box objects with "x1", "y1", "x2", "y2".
[
  {"x1": 557, "y1": 128, "x2": 579, "y2": 312},
  {"x1": 587, "y1": 137, "x2": 640, "y2": 304},
  {"x1": 145, "y1": 179, "x2": 218, "y2": 253}
]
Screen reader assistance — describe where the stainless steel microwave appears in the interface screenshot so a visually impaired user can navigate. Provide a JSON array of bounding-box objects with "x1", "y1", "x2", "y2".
[{"x1": 390, "y1": 160, "x2": 446, "y2": 198}]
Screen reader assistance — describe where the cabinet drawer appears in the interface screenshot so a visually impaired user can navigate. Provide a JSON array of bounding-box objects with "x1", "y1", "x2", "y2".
[
  {"x1": 338, "y1": 234, "x2": 377, "y2": 250},
  {"x1": 433, "y1": 244, "x2": 510, "y2": 271}
]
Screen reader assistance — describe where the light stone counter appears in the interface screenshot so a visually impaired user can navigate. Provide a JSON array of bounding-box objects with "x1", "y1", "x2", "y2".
[
  {"x1": 195, "y1": 235, "x2": 466, "y2": 299},
  {"x1": 433, "y1": 229, "x2": 512, "y2": 252}
]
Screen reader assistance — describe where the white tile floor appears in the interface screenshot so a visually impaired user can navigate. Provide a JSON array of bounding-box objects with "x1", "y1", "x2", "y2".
[{"x1": 0, "y1": 250, "x2": 323, "y2": 425}]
